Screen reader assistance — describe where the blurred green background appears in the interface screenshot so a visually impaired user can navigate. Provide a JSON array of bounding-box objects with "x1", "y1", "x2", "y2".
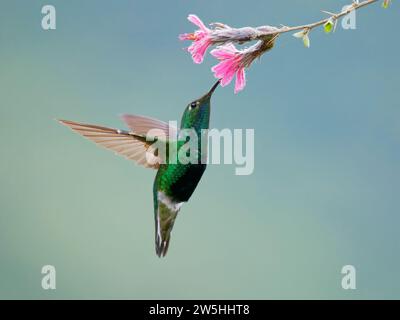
[{"x1": 0, "y1": 0, "x2": 399, "y2": 299}]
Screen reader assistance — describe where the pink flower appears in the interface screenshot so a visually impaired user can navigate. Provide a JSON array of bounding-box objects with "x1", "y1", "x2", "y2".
[
  {"x1": 179, "y1": 15, "x2": 212, "y2": 64},
  {"x1": 179, "y1": 14, "x2": 278, "y2": 93},
  {"x1": 210, "y1": 44, "x2": 247, "y2": 94},
  {"x1": 211, "y1": 37, "x2": 276, "y2": 93}
]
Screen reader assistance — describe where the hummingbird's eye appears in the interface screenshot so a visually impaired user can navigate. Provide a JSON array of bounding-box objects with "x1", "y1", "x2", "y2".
[{"x1": 189, "y1": 101, "x2": 199, "y2": 110}]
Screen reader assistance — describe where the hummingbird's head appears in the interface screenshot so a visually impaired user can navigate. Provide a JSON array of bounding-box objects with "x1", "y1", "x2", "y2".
[{"x1": 180, "y1": 80, "x2": 220, "y2": 130}]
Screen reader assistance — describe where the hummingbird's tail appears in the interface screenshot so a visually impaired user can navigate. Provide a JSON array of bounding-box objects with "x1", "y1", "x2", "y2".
[{"x1": 154, "y1": 191, "x2": 183, "y2": 257}]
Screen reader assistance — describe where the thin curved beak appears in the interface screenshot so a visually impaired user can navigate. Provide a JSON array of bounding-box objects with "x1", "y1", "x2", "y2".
[{"x1": 207, "y1": 80, "x2": 220, "y2": 97}]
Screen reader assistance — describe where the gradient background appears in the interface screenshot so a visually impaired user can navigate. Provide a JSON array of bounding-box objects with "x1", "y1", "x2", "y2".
[{"x1": 0, "y1": 0, "x2": 399, "y2": 299}]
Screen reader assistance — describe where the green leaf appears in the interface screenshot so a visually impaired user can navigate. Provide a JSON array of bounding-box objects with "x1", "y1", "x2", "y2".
[
  {"x1": 303, "y1": 34, "x2": 310, "y2": 48},
  {"x1": 382, "y1": 0, "x2": 391, "y2": 8},
  {"x1": 293, "y1": 31, "x2": 305, "y2": 38},
  {"x1": 324, "y1": 20, "x2": 334, "y2": 33},
  {"x1": 293, "y1": 29, "x2": 310, "y2": 48}
]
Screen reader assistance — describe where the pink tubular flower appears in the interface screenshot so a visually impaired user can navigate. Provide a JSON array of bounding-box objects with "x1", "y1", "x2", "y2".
[
  {"x1": 210, "y1": 44, "x2": 248, "y2": 94},
  {"x1": 179, "y1": 14, "x2": 278, "y2": 93},
  {"x1": 211, "y1": 37, "x2": 276, "y2": 93},
  {"x1": 179, "y1": 15, "x2": 212, "y2": 64}
]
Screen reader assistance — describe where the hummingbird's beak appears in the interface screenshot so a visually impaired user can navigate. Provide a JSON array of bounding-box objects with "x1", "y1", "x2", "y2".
[{"x1": 207, "y1": 80, "x2": 220, "y2": 97}]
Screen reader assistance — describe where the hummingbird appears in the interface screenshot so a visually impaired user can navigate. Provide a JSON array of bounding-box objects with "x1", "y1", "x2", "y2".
[{"x1": 59, "y1": 80, "x2": 219, "y2": 257}]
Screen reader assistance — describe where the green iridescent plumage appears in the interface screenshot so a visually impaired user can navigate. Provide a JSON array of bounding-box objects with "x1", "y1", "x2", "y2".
[
  {"x1": 153, "y1": 81, "x2": 218, "y2": 256},
  {"x1": 59, "y1": 81, "x2": 219, "y2": 257}
]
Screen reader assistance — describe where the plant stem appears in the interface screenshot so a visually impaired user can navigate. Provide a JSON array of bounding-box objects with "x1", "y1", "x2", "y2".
[{"x1": 260, "y1": 0, "x2": 379, "y2": 37}]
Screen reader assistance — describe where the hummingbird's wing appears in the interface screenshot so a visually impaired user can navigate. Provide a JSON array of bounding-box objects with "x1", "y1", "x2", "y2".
[
  {"x1": 120, "y1": 114, "x2": 178, "y2": 141},
  {"x1": 59, "y1": 120, "x2": 163, "y2": 169}
]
